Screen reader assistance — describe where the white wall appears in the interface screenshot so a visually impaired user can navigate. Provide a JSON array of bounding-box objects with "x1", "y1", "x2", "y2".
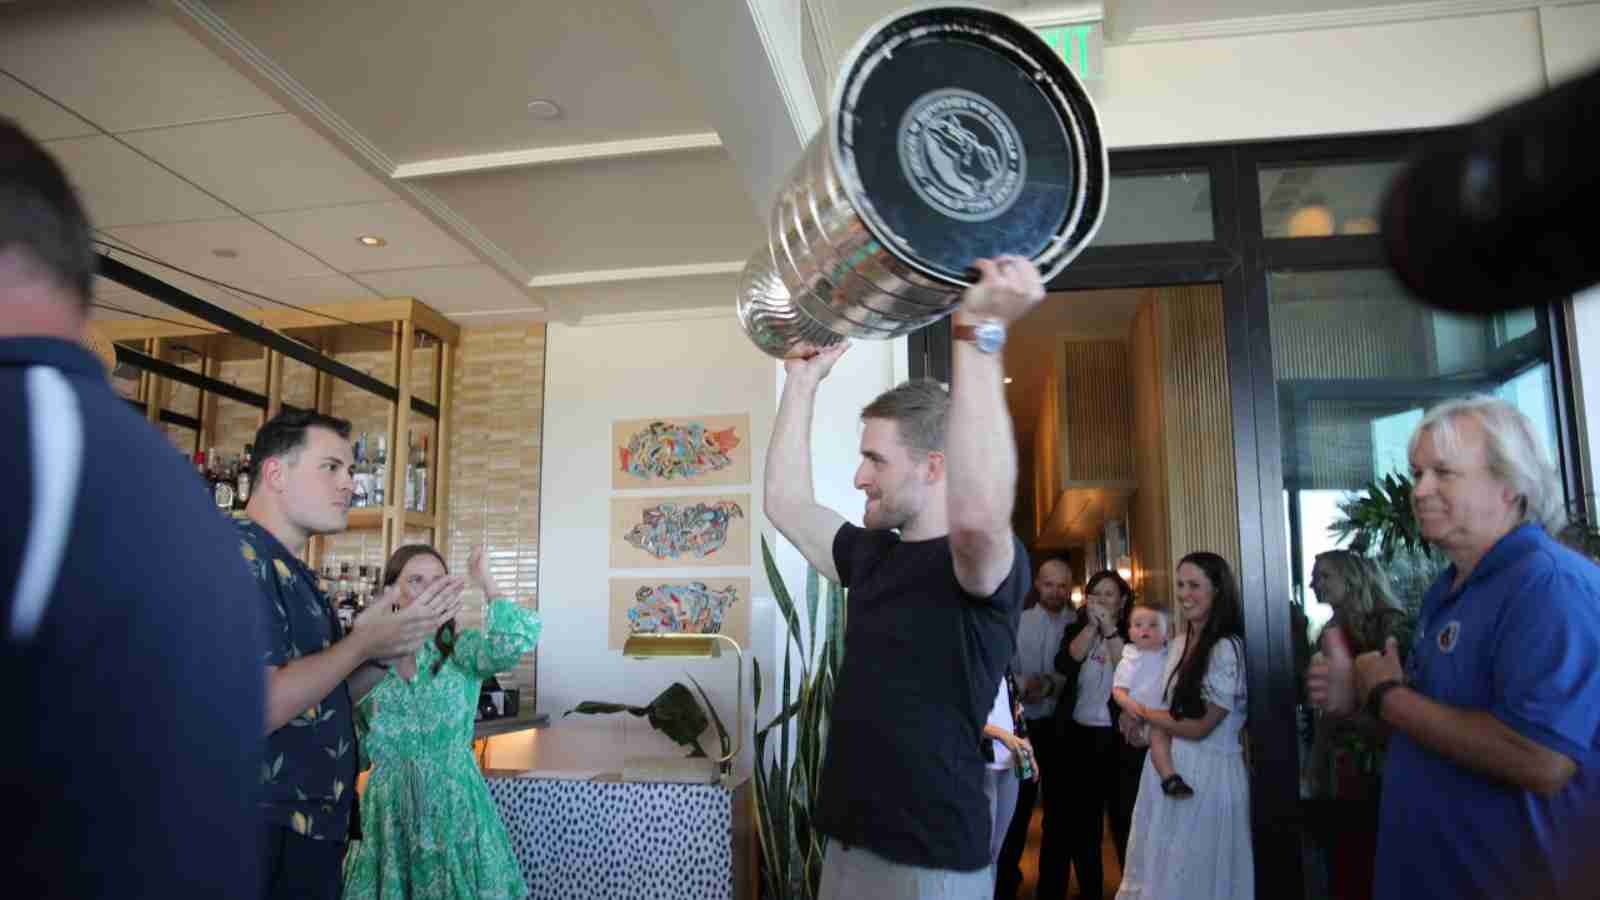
[
  {"x1": 498, "y1": 309, "x2": 903, "y2": 775},
  {"x1": 1097, "y1": 10, "x2": 1547, "y2": 149},
  {"x1": 507, "y1": 310, "x2": 777, "y2": 774}
]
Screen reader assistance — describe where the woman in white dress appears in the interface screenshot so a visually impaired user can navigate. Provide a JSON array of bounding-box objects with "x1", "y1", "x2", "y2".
[{"x1": 1114, "y1": 551, "x2": 1252, "y2": 900}]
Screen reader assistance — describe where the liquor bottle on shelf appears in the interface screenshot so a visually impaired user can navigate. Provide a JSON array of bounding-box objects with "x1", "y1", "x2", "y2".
[
  {"x1": 351, "y1": 433, "x2": 371, "y2": 508},
  {"x1": 403, "y1": 431, "x2": 417, "y2": 512},
  {"x1": 210, "y1": 447, "x2": 235, "y2": 513},
  {"x1": 413, "y1": 434, "x2": 429, "y2": 514},
  {"x1": 373, "y1": 435, "x2": 388, "y2": 508},
  {"x1": 356, "y1": 565, "x2": 373, "y2": 611},
  {"x1": 234, "y1": 444, "x2": 253, "y2": 511}
]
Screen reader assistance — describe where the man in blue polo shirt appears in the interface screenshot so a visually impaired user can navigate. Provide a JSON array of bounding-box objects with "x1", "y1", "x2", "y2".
[
  {"x1": 1309, "y1": 394, "x2": 1600, "y2": 900},
  {"x1": 0, "y1": 117, "x2": 264, "y2": 896},
  {"x1": 765, "y1": 257, "x2": 1041, "y2": 897}
]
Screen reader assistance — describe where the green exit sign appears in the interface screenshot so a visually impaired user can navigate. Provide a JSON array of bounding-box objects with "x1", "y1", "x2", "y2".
[{"x1": 1036, "y1": 23, "x2": 1104, "y2": 82}]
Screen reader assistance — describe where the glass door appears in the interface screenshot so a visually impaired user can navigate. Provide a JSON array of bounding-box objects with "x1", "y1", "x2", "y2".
[{"x1": 1267, "y1": 265, "x2": 1562, "y2": 899}]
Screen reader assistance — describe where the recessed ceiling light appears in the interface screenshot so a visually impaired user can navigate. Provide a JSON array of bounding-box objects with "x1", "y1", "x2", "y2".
[
  {"x1": 527, "y1": 99, "x2": 562, "y2": 120},
  {"x1": 211, "y1": 248, "x2": 239, "y2": 259},
  {"x1": 357, "y1": 235, "x2": 387, "y2": 247}
]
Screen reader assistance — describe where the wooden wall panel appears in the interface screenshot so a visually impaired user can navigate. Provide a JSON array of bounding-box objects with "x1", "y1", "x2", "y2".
[
  {"x1": 1129, "y1": 301, "x2": 1170, "y2": 606},
  {"x1": 1031, "y1": 372, "x2": 1063, "y2": 538},
  {"x1": 1158, "y1": 285, "x2": 1241, "y2": 577},
  {"x1": 1062, "y1": 340, "x2": 1136, "y2": 482}
]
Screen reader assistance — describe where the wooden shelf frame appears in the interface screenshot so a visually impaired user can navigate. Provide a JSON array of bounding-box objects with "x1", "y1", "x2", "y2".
[{"x1": 93, "y1": 253, "x2": 459, "y2": 567}]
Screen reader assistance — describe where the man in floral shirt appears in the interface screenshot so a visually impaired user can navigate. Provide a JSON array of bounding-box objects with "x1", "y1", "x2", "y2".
[{"x1": 243, "y1": 409, "x2": 463, "y2": 899}]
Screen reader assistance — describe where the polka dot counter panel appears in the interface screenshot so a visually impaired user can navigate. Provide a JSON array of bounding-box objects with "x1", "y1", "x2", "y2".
[{"x1": 485, "y1": 778, "x2": 736, "y2": 900}]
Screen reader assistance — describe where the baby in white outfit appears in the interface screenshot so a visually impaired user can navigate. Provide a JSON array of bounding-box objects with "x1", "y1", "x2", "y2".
[{"x1": 1112, "y1": 605, "x2": 1193, "y2": 798}]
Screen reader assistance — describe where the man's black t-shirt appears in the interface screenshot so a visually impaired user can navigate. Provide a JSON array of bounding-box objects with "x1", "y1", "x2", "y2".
[{"x1": 814, "y1": 523, "x2": 1029, "y2": 871}]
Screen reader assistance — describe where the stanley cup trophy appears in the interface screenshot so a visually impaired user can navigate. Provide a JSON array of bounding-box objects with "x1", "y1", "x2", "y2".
[{"x1": 737, "y1": 5, "x2": 1109, "y2": 358}]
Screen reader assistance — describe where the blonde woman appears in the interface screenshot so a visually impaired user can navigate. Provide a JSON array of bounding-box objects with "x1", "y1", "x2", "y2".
[{"x1": 1306, "y1": 549, "x2": 1407, "y2": 900}]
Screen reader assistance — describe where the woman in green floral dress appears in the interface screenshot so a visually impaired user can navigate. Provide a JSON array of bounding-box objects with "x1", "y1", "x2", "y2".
[{"x1": 343, "y1": 544, "x2": 541, "y2": 900}]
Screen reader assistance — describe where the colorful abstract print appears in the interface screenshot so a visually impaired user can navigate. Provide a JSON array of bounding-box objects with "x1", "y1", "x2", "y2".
[
  {"x1": 618, "y1": 421, "x2": 740, "y2": 482},
  {"x1": 624, "y1": 501, "x2": 744, "y2": 560},
  {"x1": 627, "y1": 582, "x2": 741, "y2": 636}
]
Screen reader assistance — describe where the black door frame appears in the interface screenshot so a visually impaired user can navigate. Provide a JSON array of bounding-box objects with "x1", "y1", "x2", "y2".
[{"x1": 910, "y1": 128, "x2": 1589, "y2": 898}]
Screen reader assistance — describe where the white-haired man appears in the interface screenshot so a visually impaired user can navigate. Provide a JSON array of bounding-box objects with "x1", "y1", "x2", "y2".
[{"x1": 1309, "y1": 394, "x2": 1600, "y2": 900}]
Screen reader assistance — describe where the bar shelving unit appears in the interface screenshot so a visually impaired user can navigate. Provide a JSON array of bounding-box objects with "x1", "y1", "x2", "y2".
[{"x1": 90, "y1": 254, "x2": 459, "y2": 566}]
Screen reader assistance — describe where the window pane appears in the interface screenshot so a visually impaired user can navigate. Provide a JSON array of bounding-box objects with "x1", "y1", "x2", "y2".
[
  {"x1": 1091, "y1": 170, "x2": 1213, "y2": 246},
  {"x1": 1269, "y1": 267, "x2": 1559, "y2": 900},
  {"x1": 1494, "y1": 309, "x2": 1539, "y2": 346},
  {"x1": 1258, "y1": 160, "x2": 1404, "y2": 238}
]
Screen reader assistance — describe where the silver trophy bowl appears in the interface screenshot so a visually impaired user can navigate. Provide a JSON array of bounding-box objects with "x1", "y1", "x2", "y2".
[{"x1": 737, "y1": 4, "x2": 1108, "y2": 359}]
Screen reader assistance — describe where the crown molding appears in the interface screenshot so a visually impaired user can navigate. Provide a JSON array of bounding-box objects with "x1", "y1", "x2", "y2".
[
  {"x1": 392, "y1": 132, "x2": 725, "y2": 180},
  {"x1": 448, "y1": 307, "x2": 548, "y2": 320},
  {"x1": 1013, "y1": 2, "x2": 1105, "y2": 29},
  {"x1": 571, "y1": 306, "x2": 731, "y2": 327},
  {"x1": 804, "y1": 0, "x2": 844, "y2": 90},
  {"x1": 748, "y1": 0, "x2": 824, "y2": 143},
  {"x1": 165, "y1": 0, "x2": 396, "y2": 171},
  {"x1": 396, "y1": 183, "x2": 535, "y2": 284},
  {"x1": 1119, "y1": 0, "x2": 1543, "y2": 45},
  {"x1": 526, "y1": 261, "x2": 744, "y2": 289},
  {"x1": 166, "y1": 1, "x2": 533, "y2": 286}
]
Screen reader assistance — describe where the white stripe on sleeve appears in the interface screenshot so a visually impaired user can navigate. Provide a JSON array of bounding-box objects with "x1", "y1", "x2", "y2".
[{"x1": 11, "y1": 366, "x2": 84, "y2": 641}]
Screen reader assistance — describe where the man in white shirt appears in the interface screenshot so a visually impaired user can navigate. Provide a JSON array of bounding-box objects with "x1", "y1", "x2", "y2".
[{"x1": 995, "y1": 557, "x2": 1074, "y2": 899}]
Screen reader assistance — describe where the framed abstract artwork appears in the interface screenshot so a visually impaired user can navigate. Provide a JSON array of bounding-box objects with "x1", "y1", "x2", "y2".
[
  {"x1": 612, "y1": 414, "x2": 751, "y2": 489},
  {"x1": 609, "y1": 493, "x2": 752, "y2": 568},
  {"x1": 608, "y1": 577, "x2": 752, "y2": 649}
]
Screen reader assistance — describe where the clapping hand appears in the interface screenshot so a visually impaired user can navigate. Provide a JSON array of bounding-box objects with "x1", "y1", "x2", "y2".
[
  {"x1": 352, "y1": 574, "x2": 466, "y2": 662},
  {"x1": 468, "y1": 546, "x2": 501, "y2": 601}
]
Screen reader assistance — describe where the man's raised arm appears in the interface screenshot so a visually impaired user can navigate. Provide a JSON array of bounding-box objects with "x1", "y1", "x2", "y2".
[
  {"x1": 765, "y1": 343, "x2": 850, "y2": 584},
  {"x1": 946, "y1": 256, "x2": 1044, "y2": 597}
]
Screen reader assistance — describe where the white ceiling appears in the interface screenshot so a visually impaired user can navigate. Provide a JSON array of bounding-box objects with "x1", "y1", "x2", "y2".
[
  {"x1": 0, "y1": 0, "x2": 1416, "y2": 331},
  {"x1": 0, "y1": 0, "x2": 758, "y2": 327},
  {"x1": 1112, "y1": 0, "x2": 1426, "y2": 35},
  {"x1": 203, "y1": 0, "x2": 719, "y2": 161}
]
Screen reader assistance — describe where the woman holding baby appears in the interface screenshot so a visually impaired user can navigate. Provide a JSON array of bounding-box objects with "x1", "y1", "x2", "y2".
[{"x1": 1114, "y1": 552, "x2": 1253, "y2": 900}]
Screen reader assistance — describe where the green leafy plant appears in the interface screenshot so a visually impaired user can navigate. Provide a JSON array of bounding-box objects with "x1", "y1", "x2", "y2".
[
  {"x1": 565, "y1": 681, "x2": 728, "y2": 759},
  {"x1": 1329, "y1": 472, "x2": 1432, "y2": 565},
  {"x1": 752, "y1": 535, "x2": 845, "y2": 900},
  {"x1": 1327, "y1": 472, "x2": 1444, "y2": 621}
]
